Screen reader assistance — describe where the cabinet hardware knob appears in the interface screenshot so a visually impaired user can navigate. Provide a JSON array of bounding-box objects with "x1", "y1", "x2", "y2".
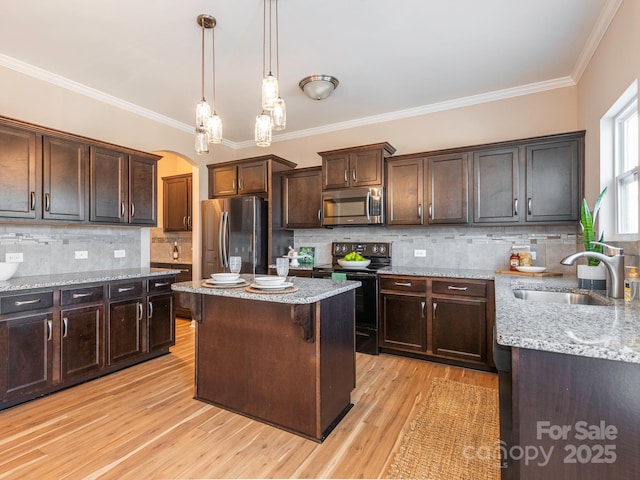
[
  {"x1": 422, "y1": 301, "x2": 427, "y2": 318},
  {"x1": 30, "y1": 191, "x2": 36, "y2": 211},
  {"x1": 130, "y1": 202, "x2": 135, "y2": 218},
  {"x1": 428, "y1": 203, "x2": 433, "y2": 220},
  {"x1": 148, "y1": 301, "x2": 154, "y2": 319},
  {"x1": 418, "y1": 204, "x2": 423, "y2": 219},
  {"x1": 45, "y1": 193, "x2": 50, "y2": 212},
  {"x1": 344, "y1": 169, "x2": 348, "y2": 183},
  {"x1": 352, "y1": 168, "x2": 356, "y2": 182},
  {"x1": 187, "y1": 216, "x2": 192, "y2": 228},
  {"x1": 317, "y1": 209, "x2": 322, "y2": 221},
  {"x1": 528, "y1": 198, "x2": 532, "y2": 215},
  {"x1": 63, "y1": 317, "x2": 68, "y2": 338},
  {"x1": 432, "y1": 302, "x2": 437, "y2": 319},
  {"x1": 447, "y1": 286, "x2": 468, "y2": 291},
  {"x1": 120, "y1": 202, "x2": 125, "y2": 217},
  {"x1": 232, "y1": 178, "x2": 237, "y2": 191},
  {"x1": 47, "y1": 320, "x2": 53, "y2": 341},
  {"x1": 136, "y1": 302, "x2": 143, "y2": 321},
  {"x1": 513, "y1": 198, "x2": 518, "y2": 216},
  {"x1": 15, "y1": 298, "x2": 41, "y2": 306},
  {"x1": 183, "y1": 216, "x2": 187, "y2": 228}
]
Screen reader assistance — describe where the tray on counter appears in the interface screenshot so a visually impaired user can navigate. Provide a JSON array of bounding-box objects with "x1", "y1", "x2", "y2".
[{"x1": 495, "y1": 269, "x2": 563, "y2": 277}]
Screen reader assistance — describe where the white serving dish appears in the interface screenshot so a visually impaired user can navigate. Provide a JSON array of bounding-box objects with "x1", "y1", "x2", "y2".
[
  {"x1": 337, "y1": 259, "x2": 371, "y2": 269},
  {"x1": 254, "y1": 276, "x2": 287, "y2": 286},
  {"x1": 205, "y1": 278, "x2": 244, "y2": 285},
  {"x1": 211, "y1": 273, "x2": 240, "y2": 282},
  {"x1": 0, "y1": 262, "x2": 19, "y2": 281},
  {"x1": 251, "y1": 282, "x2": 294, "y2": 290},
  {"x1": 515, "y1": 266, "x2": 547, "y2": 273}
]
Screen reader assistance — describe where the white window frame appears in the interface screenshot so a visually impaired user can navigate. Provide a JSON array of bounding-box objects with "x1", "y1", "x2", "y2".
[{"x1": 614, "y1": 97, "x2": 638, "y2": 235}]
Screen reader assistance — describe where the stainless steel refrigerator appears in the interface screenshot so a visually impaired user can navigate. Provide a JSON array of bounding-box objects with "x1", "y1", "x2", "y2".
[{"x1": 201, "y1": 197, "x2": 268, "y2": 277}]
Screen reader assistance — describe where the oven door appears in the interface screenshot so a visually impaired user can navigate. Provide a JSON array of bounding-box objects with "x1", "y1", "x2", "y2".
[{"x1": 322, "y1": 187, "x2": 384, "y2": 226}]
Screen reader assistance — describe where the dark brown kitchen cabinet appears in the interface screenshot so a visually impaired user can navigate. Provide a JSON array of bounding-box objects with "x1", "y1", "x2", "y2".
[
  {"x1": 319, "y1": 142, "x2": 396, "y2": 190},
  {"x1": 425, "y1": 152, "x2": 469, "y2": 224},
  {"x1": 107, "y1": 281, "x2": 145, "y2": 365},
  {"x1": 151, "y1": 262, "x2": 191, "y2": 318},
  {"x1": 60, "y1": 305, "x2": 104, "y2": 380},
  {"x1": 163, "y1": 173, "x2": 192, "y2": 231},
  {"x1": 473, "y1": 147, "x2": 520, "y2": 223},
  {"x1": 0, "y1": 123, "x2": 38, "y2": 220},
  {"x1": 42, "y1": 135, "x2": 88, "y2": 222},
  {"x1": 0, "y1": 312, "x2": 54, "y2": 404},
  {"x1": 208, "y1": 160, "x2": 268, "y2": 197},
  {"x1": 525, "y1": 138, "x2": 581, "y2": 222},
  {"x1": 386, "y1": 157, "x2": 424, "y2": 225},
  {"x1": 282, "y1": 167, "x2": 322, "y2": 228},
  {"x1": 89, "y1": 148, "x2": 157, "y2": 226},
  {"x1": 379, "y1": 277, "x2": 427, "y2": 352},
  {"x1": 147, "y1": 277, "x2": 175, "y2": 351}
]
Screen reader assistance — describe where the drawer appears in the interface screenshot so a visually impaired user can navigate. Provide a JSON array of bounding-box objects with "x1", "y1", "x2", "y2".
[
  {"x1": 109, "y1": 281, "x2": 144, "y2": 300},
  {"x1": 148, "y1": 276, "x2": 174, "y2": 294},
  {"x1": 0, "y1": 291, "x2": 54, "y2": 315},
  {"x1": 61, "y1": 285, "x2": 104, "y2": 306},
  {"x1": 379, "y1": 276, "x2": 427, "y2": 293},
  {"x1": 432, "y1": 280, "x2": 487, "y2": 298}
]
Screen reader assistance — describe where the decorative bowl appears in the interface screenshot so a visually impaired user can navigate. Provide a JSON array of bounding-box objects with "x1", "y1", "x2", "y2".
[
  {"x1": 0, "y1": 262, "x2": 19, "y2": 281},
  {"x1": 515, "y1": 266, "x2": 547, "y2": 273},
  {"x1": 337, "y1": 259, "x2": 371, "y2": 269},
  {"x1": 254, "y1": 276, "x2": 287, "y2": 286},
  {"x1": 211, "y1": 273, "x2": 240, "y2": 282}
]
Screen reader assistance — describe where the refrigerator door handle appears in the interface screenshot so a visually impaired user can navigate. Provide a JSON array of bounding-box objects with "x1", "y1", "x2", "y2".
[
  {"x1": 224, "y1": 210, "x2": 230, "y2": 268},
  {"x1": 218, "y1": 211, "x2": 225, "y2": 269}
]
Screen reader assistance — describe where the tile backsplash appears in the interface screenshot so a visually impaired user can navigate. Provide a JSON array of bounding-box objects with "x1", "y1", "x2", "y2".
[
  {"x1": 149, "y1": 227, "x2": 193, "y2": 263},
  {"x1": 0, "y1": 224, "x2": 142, "y2": 278},
  {"x1": 293, "y1": 225, "x2": 582, "y2": 273}
]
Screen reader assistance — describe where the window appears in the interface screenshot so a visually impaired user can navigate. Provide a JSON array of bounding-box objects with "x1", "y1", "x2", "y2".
[{"x1": 615, "y1": 97, "x2": 638, "y2": 234}]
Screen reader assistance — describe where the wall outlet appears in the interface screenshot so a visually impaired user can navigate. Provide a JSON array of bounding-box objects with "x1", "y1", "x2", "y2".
[
  {"x1": 114, "y1": 249, "x2": 126, "y2": 258},
  {"x1": 6, "y1": 252, "x2": 24, "y2": 263},
  {"x1": 414, "y1": 249, "x2": 427, "y2": 257},
  {"x1": 75, "y1": 250, "x2": 89, "y2": 260}
]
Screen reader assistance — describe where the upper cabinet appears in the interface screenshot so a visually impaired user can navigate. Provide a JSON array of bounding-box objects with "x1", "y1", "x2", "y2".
[
  {"x1": 281, "y1": 167, "x2": 322, "y2": 229},
  {"x1": 472, "y1": 147, "x2": 520, "y2": 224},
  {"x1": 0, "y1": 115, "x2": 159, "y2": 227},
  {"x1": 319, "y1": 142, "x2": 396, "y2": 190},
  {"x1": 163, "y1": 173, "x2": 192, "y2": 232},
  {"x1": 209, "y1": 159, "x2": 273, "y2": 197}
]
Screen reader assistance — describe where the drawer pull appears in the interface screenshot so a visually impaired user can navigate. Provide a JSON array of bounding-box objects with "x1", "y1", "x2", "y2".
[
  {"x1": 394, "y1": 282, "x2": 412, "y2": 287},
  {"x1": 72, "y1": 292, "x2": 94, "y2": 299},
  {"x1": 118, "y1": 286, "x2": 135, "y2": 293},
  {"x1": 447, "y1": 286, "x2": 468, "y2": 291},
  {"x1": 154, "y1": 282, "x2": 169, "y2": 288},
  {"x1": 47, "y1": 319, "x2": 53, "y2": 341},
  {"x1": 15, "y1": 298, "x2": 42, "y2": 306},
  {"x1": 180, "y1": 269, "x2": 190, "y2": 273}
]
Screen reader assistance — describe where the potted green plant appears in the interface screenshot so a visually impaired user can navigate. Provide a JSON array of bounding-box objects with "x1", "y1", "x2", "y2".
[{"x1": 577, "y1": 187, "x2": 607, "y2": 289}]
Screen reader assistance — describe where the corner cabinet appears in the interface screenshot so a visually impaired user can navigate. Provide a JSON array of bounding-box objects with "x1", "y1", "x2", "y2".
[
  {"x1": 163, "y1": 173, "x2": 192, "y2": 231},
  {"x1": 379, "y1": 274, "x2": 495, "y2": 371},
  {"x1": 0, "y1": 115, "x2": 159, "y2": 227},
  {"x1": 281, "y1": 167, "x2": 322, "y2": 228},
  {"x1": 319, "y1": 142, "x2": 396, "y2": 190}
]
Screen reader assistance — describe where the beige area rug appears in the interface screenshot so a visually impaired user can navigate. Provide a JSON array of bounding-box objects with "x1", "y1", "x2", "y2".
[{"x1": 386, "y1": 378, "x2": 501, "y2": 480}]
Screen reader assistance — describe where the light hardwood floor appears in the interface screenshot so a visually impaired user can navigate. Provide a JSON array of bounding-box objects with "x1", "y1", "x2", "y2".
[{"x1": 0, "y1": 318, "x2": 497, "y2": 479}]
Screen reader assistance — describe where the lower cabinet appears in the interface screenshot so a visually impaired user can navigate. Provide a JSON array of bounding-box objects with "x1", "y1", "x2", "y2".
[
  {"x1": 379, "y1": 275, "x2": 495, "y2": 370},
  {"x1": 0, "y1": 274, "x2": 176, "y2": 410}
]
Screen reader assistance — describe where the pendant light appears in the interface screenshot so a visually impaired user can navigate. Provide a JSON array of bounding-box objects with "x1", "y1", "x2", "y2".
[
  {"x1": 270, "y1": 0, "x2": 286, "y2": 131},
  {"x1": 207, "y1": 14, "x2": 222, "y2": 144},
  {"x1": 255, "y1": 111, "x2": 273, "y2": 147}
]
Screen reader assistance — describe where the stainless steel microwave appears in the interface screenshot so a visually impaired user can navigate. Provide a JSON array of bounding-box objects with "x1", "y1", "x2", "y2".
[{"x1": 322, "y1": 187, "x2": 384, "y2": 226}]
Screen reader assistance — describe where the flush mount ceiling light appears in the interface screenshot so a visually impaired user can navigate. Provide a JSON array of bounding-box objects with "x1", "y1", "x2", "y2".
[{"x1": 299, "y1": 75, "x2": 339, "y2": 100}]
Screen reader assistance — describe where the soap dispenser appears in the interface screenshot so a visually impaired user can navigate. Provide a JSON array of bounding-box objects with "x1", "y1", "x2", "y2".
[{"x1": 624, "y1": 266, "x2": 640, "y2": 302}]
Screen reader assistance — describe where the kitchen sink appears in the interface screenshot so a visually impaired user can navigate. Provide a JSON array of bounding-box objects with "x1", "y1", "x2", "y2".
[{"x1": 513, "y1": 289, "x2": 611, "y2": 306}]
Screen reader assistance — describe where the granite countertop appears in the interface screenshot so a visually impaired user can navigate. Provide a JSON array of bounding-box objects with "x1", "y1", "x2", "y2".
[
  {"x1": 150, "y1": 259, "x2": 193, "y2": 266},
  {"x1": 172, "y1": 275, "x2": 360, "y2": 305},
  {"x1": 0, "y1": 267, "x2": 182, "y2": 293},
  {"x1": 378, "y1": 265, "x2": 496, "y2": 280}
]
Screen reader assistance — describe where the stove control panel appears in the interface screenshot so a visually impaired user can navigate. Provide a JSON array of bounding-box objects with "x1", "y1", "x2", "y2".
[{"x1": 332, "y1": 242, "x2": 391, "y2": 258}]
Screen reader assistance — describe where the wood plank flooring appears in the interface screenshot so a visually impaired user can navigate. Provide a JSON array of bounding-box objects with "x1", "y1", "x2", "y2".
[{"x1": 0, "y1": 319, "x2": 497, "y2": 479}]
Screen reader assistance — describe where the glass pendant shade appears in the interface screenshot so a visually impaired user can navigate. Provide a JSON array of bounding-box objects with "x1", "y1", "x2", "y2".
[
  {"x1": 261, "y1": 73, "x2": 279, "y2": 110},
  {"x1": 195, "y1": 125, "x2": 210, "y2": 155},
  {"x1": 255, "y1": 112, "x2": 273, "y2": 147},
  {"x1": 271, "y1": 97, "x2": 286, "y2": 131},
  {"x1": 196, "y1": 99, "x2": 212, "y2": 128},
  {"x1": 208, "y1": 112, "x2": 222, "y2": 144}
]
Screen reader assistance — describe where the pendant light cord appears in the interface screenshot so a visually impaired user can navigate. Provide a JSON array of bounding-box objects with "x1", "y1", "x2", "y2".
[
  {"x1": 201, "y1": 20, "x2": 206, "y2": 102},
  {"x1": 262, "y1": 0, "x2": 267, "y2": 77},
  {"x1": 211, "y1": 21, "x2": 216, "y2": 110},
  {"x1": 275, "y1": 0, "x2": 279, "y2": 80}
]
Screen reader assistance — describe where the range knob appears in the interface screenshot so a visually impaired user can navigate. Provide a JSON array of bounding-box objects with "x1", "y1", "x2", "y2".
[
  {"x1": 372, "y1": 245, "x2": 379, "y2": 254},
  {"x1": 379, "y1": 245, "x2": 386, "y2": 254}
]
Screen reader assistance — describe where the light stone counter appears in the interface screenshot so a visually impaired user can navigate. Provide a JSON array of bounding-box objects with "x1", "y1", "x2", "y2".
[
  {"x1": 379, "y1": 266, "x2": 640, "y2": 364},
  {"x1": 172, "y1": 276, "x2": 360, "y2": 305},
  {"x1": 0, "y1": 267, "x2": 181, "y2": 293}
]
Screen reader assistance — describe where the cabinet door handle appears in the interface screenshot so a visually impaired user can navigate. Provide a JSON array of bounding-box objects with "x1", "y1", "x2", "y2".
[
  {"x1": 528, "y1": 198, "x2": 532, "y2": 215},
  {"x1": 432, "y1": 302, "x2": 437, "y2": 319},
  {"x1": 428, "y1": 203, "x2": 433, "y2": 220},
  {"x1": 45, "y1": 193, "x2": 50, "y2": 212},
  {"x1": 422, "y1": 301, "x2": 426, "y2": 318},
  {"x1": 352, "y1": 168, "x2": 357, "y2": 182},
  {"x1": 130, "y1": 202, "x2": 135, "y2": 218},
  {"x1": 47, "y1": 319, "x2": 53, "y2": 341},
  {"x1": 62, "y1": 317, "x2": 68, "y2": 338},
  {"x1": 447, "y1": 286, "x2": 468, "y2": 291},
  {"x1": 239, "y1": 178, "x2": 243, "y2": 190},
  {"x1": 232, "y1": 178, "x2": 237, "y2": 191},
  {"x1": 183, "y1": 216, "x2": 187, "y2": 228},
  {"x1": 30, "y1": 191, "x2": 36, "y2": 211},
  {"x1": 154, "y1": 282, "x2": 169, "y2": 288},
  {"x1": 317, "y1": 209, "x2": 322, "y2": 221},
  {"x1": 513, "y1": 198, "x2": 518, "y2": 216},
  {"x1": 118, "y1": 286, "x2": 135, "y2": 293},
  {"x1": 137, "y1": 302, "x2": 143, "y2": 321},
  {"x1": 72, "y1": 292, "x2": 93, "y2": 299},
  {"x1": 344, "y1": 169, "x2": 348, "y2": 183},
  {"x1": 120, "y1": 202, "x2": 125, "y2": 218},
  {"x1": 418, "y1": 203, "x2": 423, "y2": 219},
  {"x1": 187, "y1": 216, "x2": 192, "y2": 228},
  {"x1": 15, "y1": 298, "x2": 41, "y2": 306},
  {"x1": 148, "y1": 301, "x2": 154, "y2": 319},
  {"x1": 394, "y1": 281, "x2": 412, "y2": 287}
]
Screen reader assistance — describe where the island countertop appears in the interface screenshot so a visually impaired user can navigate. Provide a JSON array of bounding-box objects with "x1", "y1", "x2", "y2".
[{"x1": 172, "y1": 276, "x2": 361, "y2": 305}]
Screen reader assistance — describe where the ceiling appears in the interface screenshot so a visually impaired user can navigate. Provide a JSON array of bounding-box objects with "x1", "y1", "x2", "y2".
[{"x1": 0, "y1": 0, "x2": 616, "y2": 148}]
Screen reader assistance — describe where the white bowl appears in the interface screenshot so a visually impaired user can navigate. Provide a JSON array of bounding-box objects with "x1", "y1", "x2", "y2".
[
  {"x1": 0, "y1": 262, "x2": 19, "y2": 281},
  {"x1": 515, "y1": 266, "x2": 547, "y2": 273},
  {"x1": 337, "y1": 259, "x2": 371, "y2": 269},
  {"x1": 254, "y1": 276, "x2": 287, "y2": 286},
  {"x1": 211, "y1": 273, "x2": 240, "y2": 281}
]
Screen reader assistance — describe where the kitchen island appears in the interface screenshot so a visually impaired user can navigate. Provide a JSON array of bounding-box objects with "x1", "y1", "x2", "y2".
[{"x1": 172, "y1": 276, "x2": 360, "y2": 442}]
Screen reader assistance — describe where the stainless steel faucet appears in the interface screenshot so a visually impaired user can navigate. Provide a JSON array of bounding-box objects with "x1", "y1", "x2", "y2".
[{"x1": 560, "y1": 242, "x2": 625, "y2": 298}]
